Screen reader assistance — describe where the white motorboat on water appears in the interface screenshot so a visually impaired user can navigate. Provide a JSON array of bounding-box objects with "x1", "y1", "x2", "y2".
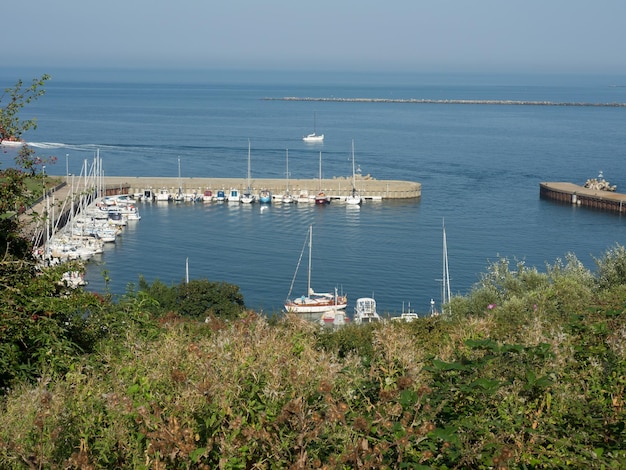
[
  {"x1": 156, "y1": 188, "x2": 172, "y2": 201},
  {"x1": 392, "y1": 303, "x2": 419, "y2": 322},
  {"x1": 228, "y1": 188, "x2": 241, "y2": 203},
  {"x1": 297, "y1": 189, "x2": 311, "y2": 203},
  {"x1": 284, "y1": 225, "x2": 347, "y2": 315},
  {"x1": 353, "y1": 297, "x2": 381, "y2": 324}
]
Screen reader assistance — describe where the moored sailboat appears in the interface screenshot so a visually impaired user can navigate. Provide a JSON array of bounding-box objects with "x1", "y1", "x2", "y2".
[
  {"x1": 302, "y1": 112, "x2": 324, "y2": 142},
  {"x1": 241, "y1": 140, "x2": 256, "y2": 204},
  {"x1": 285, "y1": 225, "x2": 347, "y2": 315},
  {"x1": 280, "y1": 149, "x2": 296, "y2": 203},
  {"x1": 345, "y1": 139, "x2": 362, "y2": 205},
  {"x1": 314, "y1": 151, "x2": 331, "y2": 205},
  {"x1": 440, "y1": 219, "x2": 452, "y2": 316}
]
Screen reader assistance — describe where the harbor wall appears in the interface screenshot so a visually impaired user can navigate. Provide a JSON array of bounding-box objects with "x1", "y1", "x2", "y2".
[
  {"x1": 540, "y1": 182, "x2": 626, "y2": 214},
  {"x1": 101, "y1": 176, "x2": 422, "y2": 200}
]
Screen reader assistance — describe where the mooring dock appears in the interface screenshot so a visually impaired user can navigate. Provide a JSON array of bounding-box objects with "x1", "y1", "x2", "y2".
[
  {"x1": 540, "y1": 182, "x2": 626, "y2": 214},
  {"x1": 101, "y1": 176, "x2": 422, "y2": 201}
]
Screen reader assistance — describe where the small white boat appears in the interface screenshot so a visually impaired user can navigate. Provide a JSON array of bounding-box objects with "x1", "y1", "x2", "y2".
[
  {"x1": 303, "y1": 133, "x2": 324, "y2": 143},
  {"x1": 297, "y1": 189, "x2": 312, "y2": 203},
  {"x1": 285, "y1": 225, "x2": 347, "y2": 315},
  {"x1": 353, "y1": 297, "x2": 381, "y2": 324},
  {"x1": 303, "y1": 112, "x2": 324, "y2": 142},
  {"x1": 142, "y1": 189, "x2": 154, "y2": 202},
  {"x1": 240, "y1": 191, "x2": 255, "y2": 204},
  {"x1": 227, "y1": 188, "x2": 240, "y2": 203},
  {"x1": 103, "y1": 194, "x2": 137, "y2": 206},
  {"x1": 156, "y1": 188, "x2": 172, "y2": 202},
  {"x1": 392, "y1": 302, "x2": 419, "y2": 322},
  {"x1": 0, "y1": 138, "x2": 26, "y2": 147}
]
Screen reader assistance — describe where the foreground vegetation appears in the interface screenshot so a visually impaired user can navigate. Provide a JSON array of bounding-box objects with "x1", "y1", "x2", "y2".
[
  {"x1": 2, "y1": 75, "x2": 625, "y2": 468},
  {"x1": 1, "y1": 249, "x2": 625, "y2": 468}
]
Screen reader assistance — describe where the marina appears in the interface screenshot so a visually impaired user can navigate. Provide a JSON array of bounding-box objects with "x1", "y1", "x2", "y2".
[{"x1": 5, "y1": 73, "x2": 626, "y2": 317}]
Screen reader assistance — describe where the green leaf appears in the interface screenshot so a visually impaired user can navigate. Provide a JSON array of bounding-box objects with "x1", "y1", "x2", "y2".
[{"x1": 190, "y1": 447, "x2": 206, "y2": 463}]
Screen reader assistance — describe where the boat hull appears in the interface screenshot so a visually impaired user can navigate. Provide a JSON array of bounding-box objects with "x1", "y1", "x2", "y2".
[
  {"x1": 284, "y1": 295, "x2": 347, "y2": 314},
  {"x1": 303, "y1": 134, "x2": 324, "y2": 143}
]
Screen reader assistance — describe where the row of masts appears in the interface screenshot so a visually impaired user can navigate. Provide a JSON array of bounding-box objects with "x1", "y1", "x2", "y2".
[{"x1": 32, "y1": 150, "x2": 141, "y2": 278}]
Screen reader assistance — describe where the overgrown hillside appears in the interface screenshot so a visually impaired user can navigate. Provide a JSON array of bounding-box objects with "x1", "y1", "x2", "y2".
[{"x1": 0, "y1": 250, "x2": 625, "y2": 468}]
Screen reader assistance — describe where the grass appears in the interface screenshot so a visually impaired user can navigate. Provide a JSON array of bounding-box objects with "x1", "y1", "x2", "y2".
[{"x1": 0, "y1": 253, "x2": 625, "y2": 468}]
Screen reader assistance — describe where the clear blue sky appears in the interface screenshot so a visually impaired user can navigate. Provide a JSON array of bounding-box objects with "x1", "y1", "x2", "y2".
[{"x1": 6, "y1": 0, "x2": 626, "y2": 76}]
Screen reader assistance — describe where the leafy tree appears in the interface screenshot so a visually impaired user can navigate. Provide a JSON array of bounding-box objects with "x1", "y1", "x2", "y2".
[
  {"x1": 0, "y1": 74, "x2": 50, "y2": 143},
  {"x1": 1, "y1": 75, "x2": 52, "y2": 263},
  {"x1": 137, "y1": 276, "x2": 246, "y2": 320}
]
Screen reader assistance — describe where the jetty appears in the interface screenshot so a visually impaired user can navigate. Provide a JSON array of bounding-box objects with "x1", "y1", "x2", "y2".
[
  {"x1": 540, "y1": 182, "x2": 626, "y2": 214},
  {"x1": 265, "y1": 97, "x2": 626, "y2": 108},
  {"x1": 101, "y1": 176, "x2": 421, "y2": 201}
]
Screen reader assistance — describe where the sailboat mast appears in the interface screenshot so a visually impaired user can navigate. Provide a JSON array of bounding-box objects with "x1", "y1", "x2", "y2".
[
  {"x1": 319, "y1": 151, "x2": 322, "y2": 191},
  {"x1": 351, "y1": 139, "x2": 356, "y2": 191},
  {"x1": 247, "y1": 140, "x2": 251, "y2": 190},
  {"x1": 286, "y1": 149, "x2": 289, "y2": 192},
  {"x1": 307, "y1": 225, "x2": 313, "y2": 295},
  {"x1": 178, "y1": 156, "x2": 182, "y2": 193},
  {"x1": 442, "y1": 220, "x2": 451, "y2": 313}
]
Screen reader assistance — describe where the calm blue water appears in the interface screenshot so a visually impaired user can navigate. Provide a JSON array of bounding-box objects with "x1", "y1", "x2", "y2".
[{"x1": 3, "y1": 71, "x2": 626, "y2": 315}]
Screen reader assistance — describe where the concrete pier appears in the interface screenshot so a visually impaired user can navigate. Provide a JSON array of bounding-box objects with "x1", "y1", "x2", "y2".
[
  {"x1": 540, "y1": 182, "x2": 626, "y2": 214},
  {"x1": 102, "y1": 176, "x2": 421, "y2": 201}
]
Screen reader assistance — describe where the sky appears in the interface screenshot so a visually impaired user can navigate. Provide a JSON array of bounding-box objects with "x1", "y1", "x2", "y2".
[{"x1": 5, "y1": 0, "x2": 626, "y2": 78}]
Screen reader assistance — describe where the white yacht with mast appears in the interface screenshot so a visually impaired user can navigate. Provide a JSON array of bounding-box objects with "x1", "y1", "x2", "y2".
[
  {"x1": 302, "y1": 112, "x2": 324, "y2": 142},
  {"x1": 345, "y1": 139, "x2": 362, "y2": 205},
  {"x1": 285, "y1": 225, "x2": 347, "y2": 316}
]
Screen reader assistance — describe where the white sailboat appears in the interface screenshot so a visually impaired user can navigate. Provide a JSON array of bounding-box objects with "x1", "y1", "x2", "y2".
[
  {"x1": 440, "y1": 219, "x2": 452, "y2": 315},
  {"x1": 303, "y1": 112, "x2": 324, "y2": 142},
  {"x1": 174, "y1": 156, "x2": 184, "y2": 202},
  {"x1": 285, "y1": 225, "x2": 347, "y2": 315},
  {"x1": 241, "y1": 140, "x2": 256, "y2": 204},
  {"x1": 314, "y1": 151, "x2": 331, "y2": 205},
  {"x1": 345, "y1": 139, "x2": 362, "y2": 205},
  {"x1": 280, "y1": 149, "x2": 295, "y2": 203}
]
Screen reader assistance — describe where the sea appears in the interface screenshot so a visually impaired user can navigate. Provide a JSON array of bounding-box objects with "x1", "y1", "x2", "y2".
[{"x1": 2, "y1": 69, "x2": 626, "y2": 316}]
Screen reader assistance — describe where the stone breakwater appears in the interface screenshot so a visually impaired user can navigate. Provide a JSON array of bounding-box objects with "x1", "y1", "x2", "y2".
[
  {"x1": 265, "y1": 97, "x2": 626, "y2": 107},
  {"x1": 103, "y1": 176, "x2": 421, "y2": 201}
]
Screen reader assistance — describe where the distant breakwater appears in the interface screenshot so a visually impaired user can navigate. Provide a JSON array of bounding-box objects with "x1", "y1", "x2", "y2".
[{"x1": 265, "y1": 97, "x2": 626, "y2": 107}]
